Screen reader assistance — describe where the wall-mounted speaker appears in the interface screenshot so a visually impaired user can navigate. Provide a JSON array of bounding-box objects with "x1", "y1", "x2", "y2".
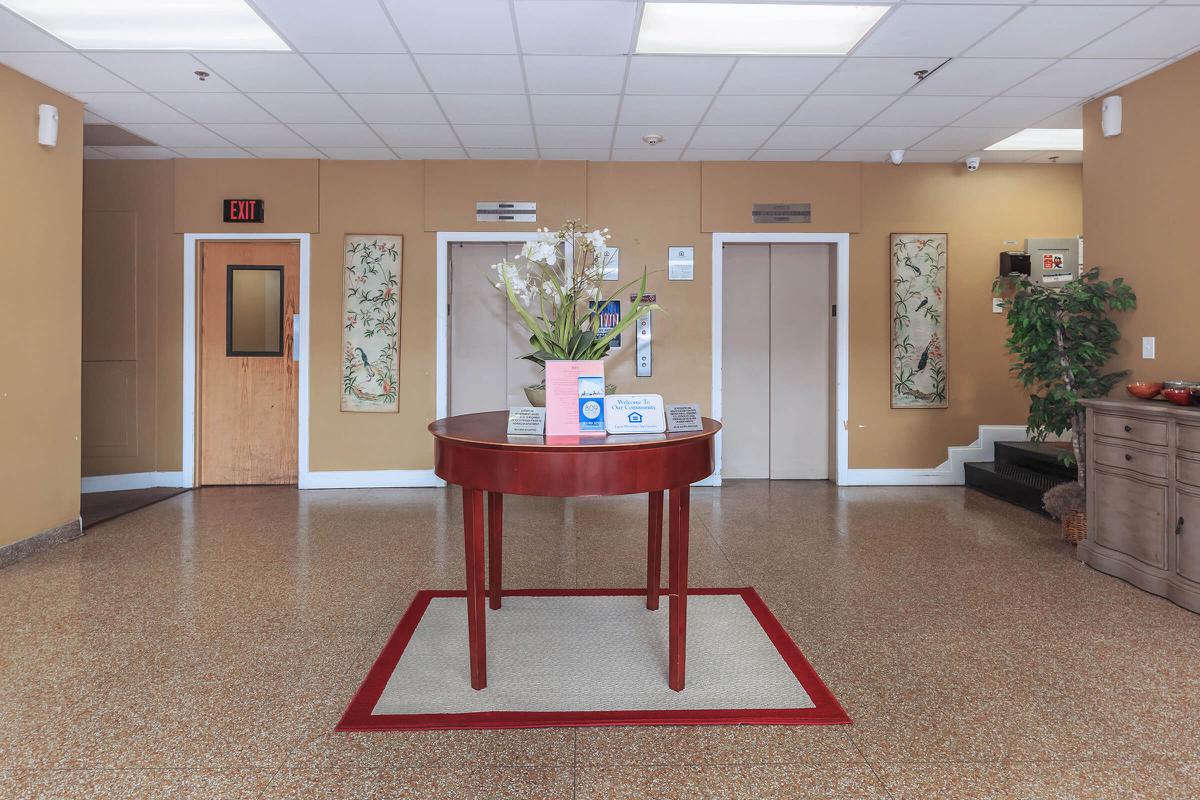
[
  {"x1": 1101, "y1": 95, "x2": 1122, "y2": 138},
  {"x1": 37, "y1": 104, "x2": 58, "y2": 147}
]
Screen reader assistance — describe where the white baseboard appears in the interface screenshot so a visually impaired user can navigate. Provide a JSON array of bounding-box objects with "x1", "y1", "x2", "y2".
[
  {"x1": 837, "y1": 424, "x2": 1031, "y2": 487},
  {"x1": 299, "y1": 469, "x2": 445, "y2": 489},
  {"x1": 693, "y1": 475, "x2": 721, "y2": 487},
  {"x1": 81, "y1": 471, "x2": 190, "y2": 493}
]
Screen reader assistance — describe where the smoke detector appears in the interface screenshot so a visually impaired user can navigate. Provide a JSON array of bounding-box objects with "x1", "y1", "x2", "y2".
[{"x1": 642, "y1": 134, "x2": 664, "y2": 146}]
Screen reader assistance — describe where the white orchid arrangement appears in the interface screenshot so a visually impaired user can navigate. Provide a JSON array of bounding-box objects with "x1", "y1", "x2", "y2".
[{"x1": 491, "y1": 220, "x2": 658, "y2": 370}]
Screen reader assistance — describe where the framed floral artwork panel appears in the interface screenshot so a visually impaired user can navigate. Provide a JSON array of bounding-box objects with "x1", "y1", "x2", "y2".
[
  {"x1": 342, "y1": 234, "x2": 402, "y2": 413},
  {"x1": 890, "y1": 233, "x2": 948, "y2": 409}
]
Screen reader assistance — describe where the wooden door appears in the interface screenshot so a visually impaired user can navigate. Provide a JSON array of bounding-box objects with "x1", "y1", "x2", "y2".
[{"x1": 199, "y1": 241, "x2": 299, "y2": 485}]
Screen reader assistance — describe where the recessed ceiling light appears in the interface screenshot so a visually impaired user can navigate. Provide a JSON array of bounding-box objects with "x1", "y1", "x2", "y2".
[
  {"x1": 3, "y1": 0, "x2": 289, "y2": 51},
  {"x1": 636, "y1": 2, "x2": 889, "y2": 55},
  {"x1": 985, "y1": 129, "x2": 1083, "y2": 151}
]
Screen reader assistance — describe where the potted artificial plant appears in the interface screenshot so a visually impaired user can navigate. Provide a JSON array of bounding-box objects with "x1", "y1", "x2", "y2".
[
  {"x1": 995, "y1": 267, "x2": 1136, "y2": 544},
  {"x1": 490, "y1": 220, "x2": 658, "y2": 406}
]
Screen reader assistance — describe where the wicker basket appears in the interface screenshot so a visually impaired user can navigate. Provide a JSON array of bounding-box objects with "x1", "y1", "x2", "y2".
[{"x1": 1062, "y1": 510, "x2": 1087, "y2": 545}]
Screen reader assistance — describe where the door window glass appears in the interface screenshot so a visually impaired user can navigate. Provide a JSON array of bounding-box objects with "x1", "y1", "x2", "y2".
[{"x1": 227, "y1": 265, "x2": 283, "y2": 356}]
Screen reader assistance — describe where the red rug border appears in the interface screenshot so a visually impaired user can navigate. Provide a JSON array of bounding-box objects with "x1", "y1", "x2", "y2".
[{"x1": 337, "y1": 587, "x2": 850, "y2": 731}]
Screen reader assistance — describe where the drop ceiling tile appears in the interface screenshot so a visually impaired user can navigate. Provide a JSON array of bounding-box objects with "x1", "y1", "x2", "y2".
[
  {"x1": 525, "y1": 56, "x2": 627, "y2": 94},
  {"x1": 900, "y1": 151, "x2": 976, "y2": 163},
  {"x1": 171, "y1": 147, "x2": 253, "y2": 158},
  {"x1": 1034, "y1": 106, "x2": 1083, "y2": 129},
  {"x1": 198, "y1": 54, "x2": 327, "y2": 93},
  {"x1": 153, "y1": 93, "x2": 274, "y2": 124},
  {"x1": 721, "y1": 58, "x2": 842, "y2": 94},
  {"x1": 625, "y1": 56, "x2": 734, "y2": 95},
  {"x1": 911, "y1": 126, "x2": 1020, "y2": 150},
  {"x1": 120, "y1": 123, "x2": 231, "y2": 147},
  {"x1": 703, "y1": 95, "x2": 805, "y2": 126},
  {"x1": 688, "y1": 126, "x2": 776, "y2": 149},
  {"x1": 980, "y1": 150, "x2": 1046, "y2": 163},
  {"x1": 788, "y1": 95, "x2": 895, "y2": 125},
  {"x1": 384, "y1": 0, "x2": 517, "y2": 54},
  {"x1": 751, "y1": 150, "x2": 828, "y2": 161},
  {"x1": 249, "y1": 93, "x2": 359, "y2": 123},
  {"x1": 307, "y1": 54, "x2": 426, "y2": 93},
  {"x1": 613, "y1": 125, "x2": 694, "y2": 148},
  {"x1": 1006, "y1": 59, "x2": 1159, "y2": 98},
  {"x1": 681, "y1": 149, "x2": 755, "y2": 161},
  {"x1": 1075, "y1": 8, "x2": 1200, "y2": 59},
  {"x1": 910, "y1": 58, "x2": 1055, "y2": 96},
  {"x1": 248, "y1": 147, "x2": 325, "y2": 159},
  {"x1": 455, "y1": 124, "x2": 536, "y2": 148},
  {"x1": 206, "y1": 124, "x2": 309, "y2": 147},
  {"x1": 84, "y1": 111, "x2": 109, "y2": 124},
  {"x1": 871, "y1": 96, "x2": 988, "y2": 126},
  {"x1": 515, "y1": 0, "x2": 637, "y2": 55},
  {"x1": 438, "y1": 95, "x2": 531, "y2": 125},
  {"x1": 0, "y1": 7, "x2": 67, "y2": 50},
  {"x1": 822, "y1": 150, "x2": 888, "y2": 162},
  {"x1": 765, "y1": 125, "x2": 858, "y2": 148},
  {"x1": 530, "y1": 95, "x2": 620, "y2": 125},
  {"x1": 416, "y1": 55, "x2": 525, "y2": 93},
  {"x1": 855, "y1": 5, "x2": 1018, "y2": 57},
  {"x1": 1037, "y1": 0, "x2": 1156, "y2": 4},
  {"x1": 0, "y1": 53, "x2": 133, "y2": 92},
  {"x1": 320, "y1": 148, "x2": 398, "y2": 160},
  {"x1": 967, "y1": 6, "x2": 1143, "y2": 58},
  {"x1": 289, "y1": 124, "x2": 384, "y2": 147},
  {"x1": 374, "y1": 123, "x2": 461, "y2": 147},
  {"x1": 74, "y1": 93, "x2": 190, "y2": 124},
  {"x1": 953, "y1": 96, "x2": 1077, "y2": 128},
  {"x1": 619, "y1": 95, "x2": 712, "y2": 125},
  {"x1": 392, "y1": 147, "x2": 467, "y2": 159},
  {"x1": 99, "y1": 146, "x2": 178, "y2": 160},
  {"x1": 83, "y1": 147, "x2": 114, "y2": 160},
  {"x1": 536, "y1": 126, "x2": 614, "y2": 147},
  {"x1": 343, "y1": 94, "x2": 445, "y2": 124},
  {"x1": 251, "y1": 0, "x2": 405, "y2": 52},
  {"x1": 467, "y1": 148, "x2": 540, "y2": 159},
  {"x1": 86, "y1": 54, "x2": 234, "y2": 92},
  {"x1": 538, "y1": 148, "x2": 611, "y2": 160},
  {"x1": 1023, "y1": 151, "x2": 1082, "y2": 165},
  {"x1": 817, "y1": 58, "x2": 945, "y2": 94},
  {"x1": 838, "y1": 126, "x2": 939, "y2": 149},
  {"x1": 612, "y1": 149, "x2": 683, "y2": 161}
]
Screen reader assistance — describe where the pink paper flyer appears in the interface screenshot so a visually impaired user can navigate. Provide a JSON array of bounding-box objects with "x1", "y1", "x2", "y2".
[{"x1": 545, "y1": 360, "x2": 605, "y2": 436}]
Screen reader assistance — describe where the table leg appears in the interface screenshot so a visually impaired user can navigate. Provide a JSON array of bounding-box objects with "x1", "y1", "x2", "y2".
[
  {"x1": 646, "y1": 491, "x2": 664, "y2": 610},
  {"x1": 462, "y1": 487, "x2": 487, "y2": 690},
  {"x1": 487, "y1": 492, "x2": 503, "y2": 610},
  {"x1": 668, "y1": 485, "x2": 690, "y2": 691}
]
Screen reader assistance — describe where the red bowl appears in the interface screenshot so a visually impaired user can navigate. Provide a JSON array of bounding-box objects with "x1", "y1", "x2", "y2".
[
  {"x1": 1126, "y1": 381, "x2": 1163, "y2": 400},
  {"x1": 1162, "y1": 388, "x2": 1194, "y2": 406}
]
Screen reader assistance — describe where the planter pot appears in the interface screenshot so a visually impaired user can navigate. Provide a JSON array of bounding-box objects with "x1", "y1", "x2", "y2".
[
  {"x1": 524, "y1": 385, "x2": 546, "y2": 407},
  {"x1": 1062, "y1": 510, "x2": 1087, "y2": 545}
]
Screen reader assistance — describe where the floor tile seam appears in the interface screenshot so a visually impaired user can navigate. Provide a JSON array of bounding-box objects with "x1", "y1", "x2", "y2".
[
  {"x1": 845, "y1": 727, "x2": 899, "y2": 800},
  {"x1": 691, "y1": 512, "x2": 748, "y2": 587}
]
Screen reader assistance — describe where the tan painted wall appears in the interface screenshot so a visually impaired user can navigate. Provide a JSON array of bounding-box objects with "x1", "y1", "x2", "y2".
[
  {"x1": 0, "y1": 65, "x2": 83, "y2": 546},
  {"x1": 83, "y1": 156, "x2": 1082, "y2": 475},
  {"x1": 1083, "y1": 52, "x2": 1200, "y2": 386}
]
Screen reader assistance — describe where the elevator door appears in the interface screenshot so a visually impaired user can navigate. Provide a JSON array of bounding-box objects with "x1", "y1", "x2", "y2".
[
  {"x1": 449, "y1": 242, "x2": 542, "y2": 415},
  {"x1": 722, "y1": 244, "x2": 831, "y2": 479}
]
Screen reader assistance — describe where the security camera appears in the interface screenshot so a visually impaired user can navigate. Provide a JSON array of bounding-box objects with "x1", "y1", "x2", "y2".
[
  {"x1": 888, "y1": 149, "x2": 904, "y2": 166},
  {"x1": 965, "y1": 156, "x2": 981, "y2": 172}
]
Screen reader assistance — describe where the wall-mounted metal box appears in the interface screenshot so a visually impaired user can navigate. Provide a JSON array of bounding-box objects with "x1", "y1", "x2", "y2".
[
  {"x1": 999, "y1": 251, "x2": 1031, "y2": 277},
  {"x1": 1025, "y1": 237, "x2": 1080, "y2": 286}
]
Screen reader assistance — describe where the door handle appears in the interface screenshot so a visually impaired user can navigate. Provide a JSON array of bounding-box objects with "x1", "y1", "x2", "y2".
[
  {"x1": 292, "y1": 314, "x2": 301, "y2": 362},
  {"x1": 1178, "y1": 517, "x2": 1186, "y2": 535},
  {"x1": 1124, "y1": 425, "x2": 1132, "y2": 433}
]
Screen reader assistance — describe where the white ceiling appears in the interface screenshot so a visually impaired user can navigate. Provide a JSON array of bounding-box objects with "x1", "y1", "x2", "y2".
[{"x1": 2, "y1": 0, "x2": 1198, "y2": 164}]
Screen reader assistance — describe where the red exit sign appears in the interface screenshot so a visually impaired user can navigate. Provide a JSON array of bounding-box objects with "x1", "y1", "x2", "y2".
[{"x1": 223, "y1": 198, "x2": 264, "y2": 223}]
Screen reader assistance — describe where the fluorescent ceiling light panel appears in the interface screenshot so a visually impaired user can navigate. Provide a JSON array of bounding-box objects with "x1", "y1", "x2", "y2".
[
  {"x1": 985, "y1": 128, "x2": 1083, "y2": 151},
  {"x1": 636, "y1": 2, "x2": 888, "y2": 55},
  {"x1": 2, "y1": 0, "x2": 289, "y2": 50}
]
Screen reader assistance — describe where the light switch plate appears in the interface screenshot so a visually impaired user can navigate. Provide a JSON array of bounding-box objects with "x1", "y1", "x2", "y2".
[{"x1": 1142, "y1": 336, "x2": 1155, "y2": 359}]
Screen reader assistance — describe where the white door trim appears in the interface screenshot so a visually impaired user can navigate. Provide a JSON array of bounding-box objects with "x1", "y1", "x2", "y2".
[
  {"x1": 435, "y1": 231, "x2": 574, "y2": 425},
  {"x1": 711, "y1": 233, "x2": 851, "y2": 486},
  {"x1": 183, "y1": 233, "x2": 311, "y2": 489}
]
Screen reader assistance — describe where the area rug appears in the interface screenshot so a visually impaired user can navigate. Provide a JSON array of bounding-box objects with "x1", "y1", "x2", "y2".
[{"x1": 338, "y1": 588, "x2": 849, "y2": 731}]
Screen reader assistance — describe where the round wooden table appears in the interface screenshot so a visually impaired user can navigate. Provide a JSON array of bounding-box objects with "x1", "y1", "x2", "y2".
[{"x1": 429, "y1": 411, "x2": 721, "y2": 692}]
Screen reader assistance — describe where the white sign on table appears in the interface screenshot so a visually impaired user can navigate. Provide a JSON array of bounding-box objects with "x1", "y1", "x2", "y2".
[
  {"x1": 507, "y1": 406, "x2": 546, "y2": 435},
  {"x1": 604, "y1": 394, "x2": 666, "y2": 434},
  {"x1": 666, "y1": 403, "x2": 703, "y2": 432}
]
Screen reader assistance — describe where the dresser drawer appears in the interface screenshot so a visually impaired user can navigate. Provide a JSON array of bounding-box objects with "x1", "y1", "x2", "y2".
[
  {"x1": 1092, "y1": 469, "x2": 1168, "y2": 569},
  {"x1": 1093, "y1": 413, "x2": 1168, "y2": 448},
  {"x1": 1178, "y1": 457, "x2": 1200, "y2": 489},
  {"x1": 1093, "y1": 441, "x2": 1168, "y2": 479},
  {"x1": 1179, "y1": 424, "x2": 1200, "y2": 455}
]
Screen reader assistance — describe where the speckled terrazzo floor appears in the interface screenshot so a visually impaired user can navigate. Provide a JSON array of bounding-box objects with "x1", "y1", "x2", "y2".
[{"x1": 2, "y1": 482, "x2": 1198, "y2": 799}]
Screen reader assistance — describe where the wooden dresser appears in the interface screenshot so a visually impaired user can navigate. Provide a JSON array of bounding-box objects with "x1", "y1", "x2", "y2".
[{"x1": 1079, "y1": 398, "x2": 1200, "y2": 612}]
